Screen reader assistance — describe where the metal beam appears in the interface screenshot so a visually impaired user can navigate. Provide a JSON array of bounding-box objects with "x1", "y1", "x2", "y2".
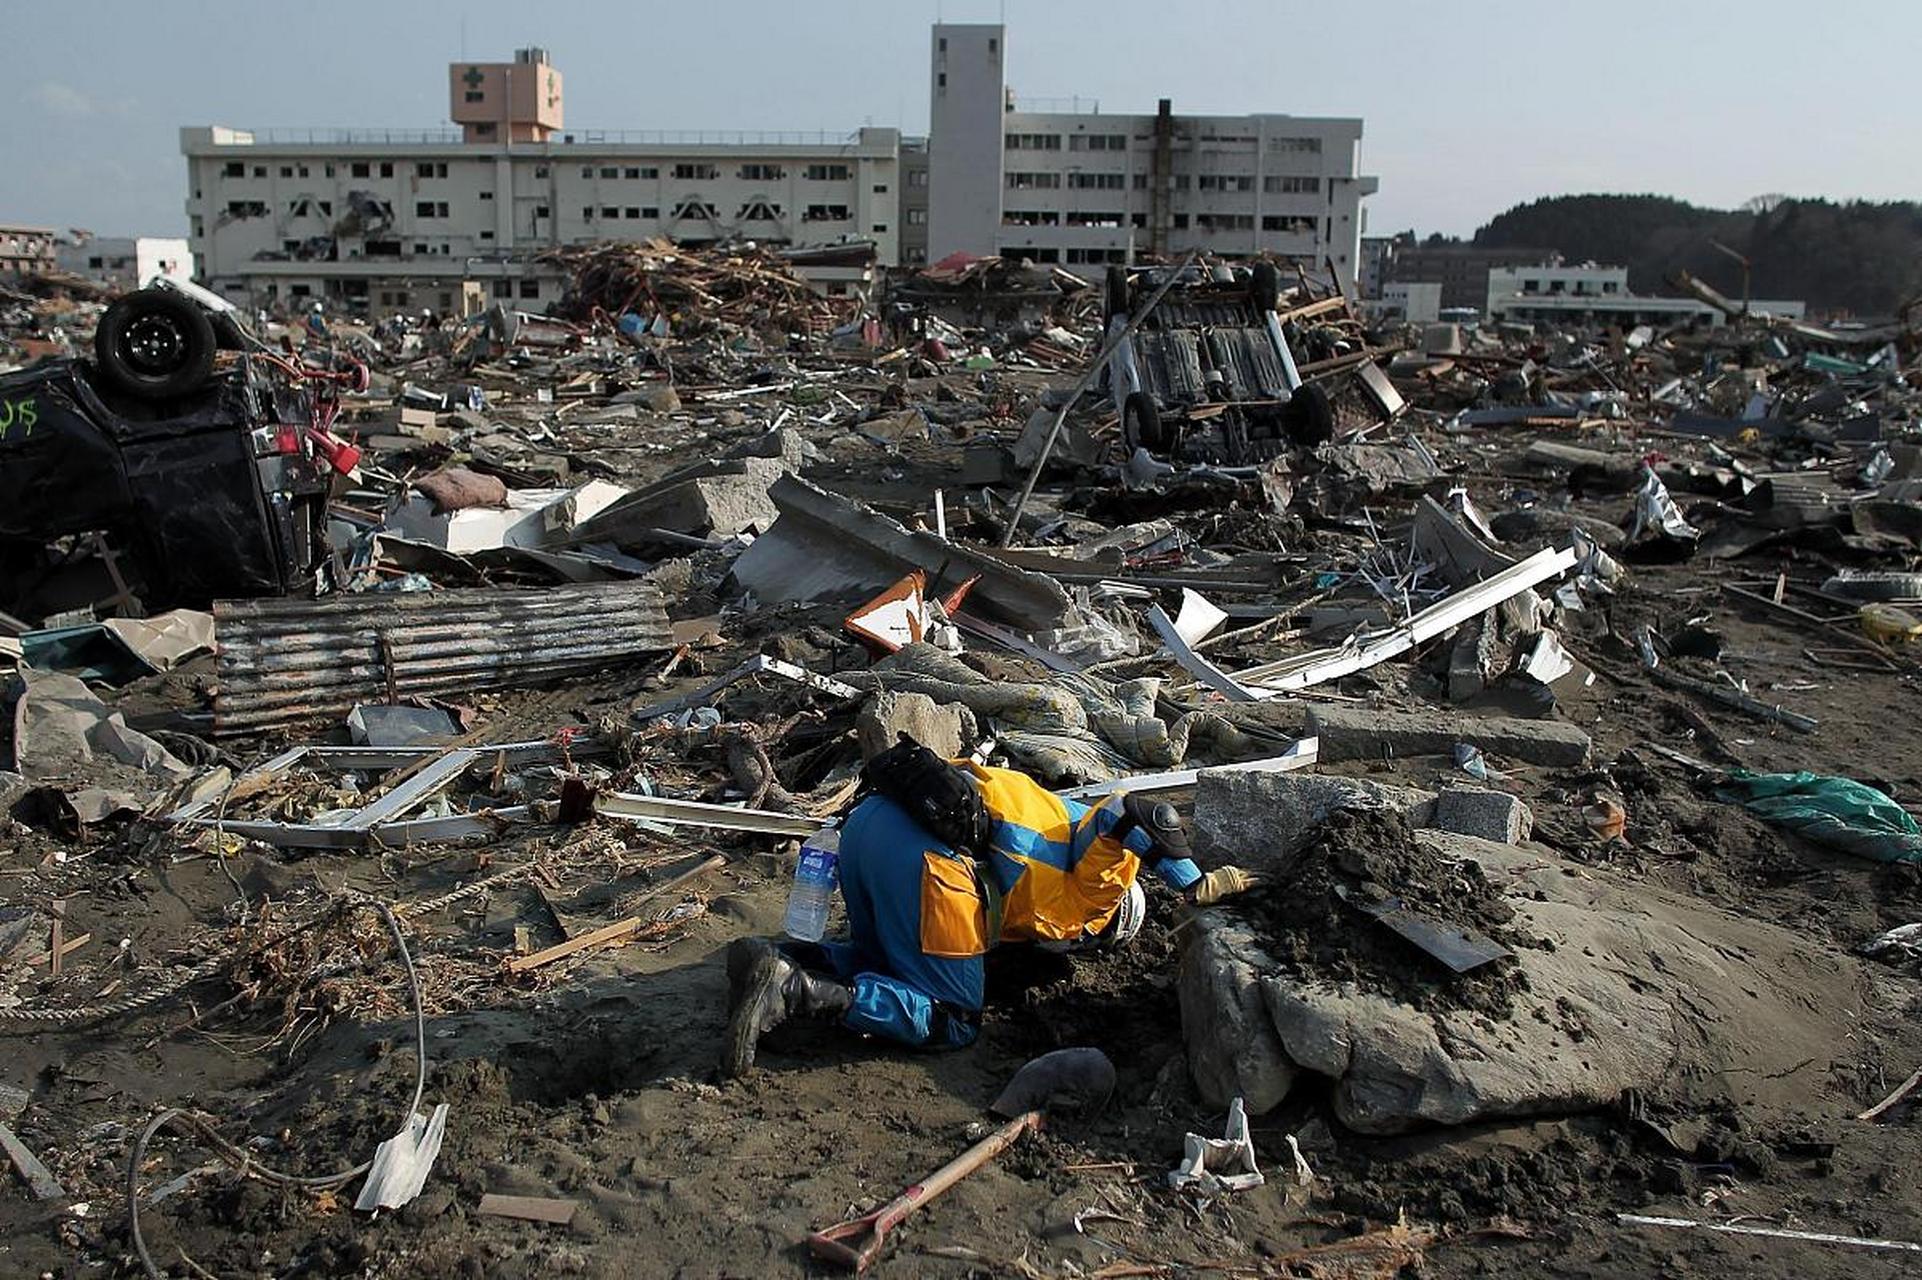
[{"x1": 596, "y1": 792, "x2": 821, "y2": 837}]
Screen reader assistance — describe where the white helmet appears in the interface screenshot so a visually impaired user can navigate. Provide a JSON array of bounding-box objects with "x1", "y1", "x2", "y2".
[{"x1": 1105, "y1": 880, "x2": 1147, "y2": 946}]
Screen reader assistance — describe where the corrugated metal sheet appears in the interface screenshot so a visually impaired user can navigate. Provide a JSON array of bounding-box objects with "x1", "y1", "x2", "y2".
[{"x1": 213, "y1": 582, "x2": 671, "y2": 734}]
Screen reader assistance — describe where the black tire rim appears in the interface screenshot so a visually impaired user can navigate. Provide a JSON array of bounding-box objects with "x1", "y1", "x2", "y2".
[{"x1": 121, "y1": 314, "x2": 187, "y2": 376}]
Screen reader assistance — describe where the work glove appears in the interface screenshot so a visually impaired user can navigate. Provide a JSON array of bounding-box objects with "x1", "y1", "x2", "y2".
[{"x1": 1192, "y1": 866, "x2": 1263, "y2": 906}]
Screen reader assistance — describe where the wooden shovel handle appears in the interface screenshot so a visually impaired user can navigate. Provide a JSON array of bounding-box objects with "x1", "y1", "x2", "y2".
[{"x1": 807, "y1": 1110, "x2": 1044, "y2": 1271}]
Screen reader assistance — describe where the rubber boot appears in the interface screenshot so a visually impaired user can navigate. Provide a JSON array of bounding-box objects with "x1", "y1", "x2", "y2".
[{"x1": 721, "y1": 947, "x2": 854, "y2": 1077}]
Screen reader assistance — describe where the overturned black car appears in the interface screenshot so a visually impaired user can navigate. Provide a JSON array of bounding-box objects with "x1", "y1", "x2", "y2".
[{"x1": 0, "y1": 285, "x2": 361, "y2": 623}]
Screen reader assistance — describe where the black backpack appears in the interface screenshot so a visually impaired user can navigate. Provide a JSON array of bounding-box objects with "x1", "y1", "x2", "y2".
[{"x1": 855, "y1": 735, "x2": 992, "y2": 853}]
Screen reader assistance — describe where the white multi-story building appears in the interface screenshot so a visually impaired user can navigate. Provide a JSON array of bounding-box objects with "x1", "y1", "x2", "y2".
[
  {"x1": 55, "y1": 234, "x2": 192, "y2": 289},
  {"x1": 182, "y1": 49, "x2": 899, "y2": 315},
  {"x1": 927, "y1": 23, "x2": 1377, "y2": 288},
  {"x1": 1486, "y1": 262, "x2": 1806, "y2": 326}
]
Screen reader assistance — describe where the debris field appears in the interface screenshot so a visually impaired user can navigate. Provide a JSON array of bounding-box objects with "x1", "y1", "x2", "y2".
[{"x1": 3, "y1": 249, "x2": 1922, "y2": 1278}]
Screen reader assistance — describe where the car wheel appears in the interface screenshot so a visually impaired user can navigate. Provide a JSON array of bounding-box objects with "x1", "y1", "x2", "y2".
[
  {"x1": 1252, "y1": 262, "x2": 1282, "y2": 313},
  {"x1": 1123, "y1": 391, "x2": 1170, "y2": 454},
  {"x1": 1285, "y1": 383, "x2": 1334, "y2": 446},
  {"x1": 1105, "y1": 265, "x2": 1131, "y2": 322},
  {"x1": 94, "y1": 288, "x2": 216, "y2": 399}
]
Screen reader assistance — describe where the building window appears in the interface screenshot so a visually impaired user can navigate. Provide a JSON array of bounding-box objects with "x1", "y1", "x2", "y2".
[
  {"x1": 223, "y1": 161, "x2": 244, "y2": 177},
  {"x1": 351, "y1": 162, "x2": 370, "y2": 177},
  {"x1": 476, "y1": 122, "x2": 496, "y2": 137},
  {"x1": 416, "y1": 162, "x2": 447, "y2": 178},
  {"x1": 1172, "y1": 174, "x2": 1191, "y2": 190},
  {"x1": 581, "y1": 166, "x2": 594, "y2": 179},
  {"x1": 600, "y1": 166, "x2": 618, "y2": 179},
  {"x1": 740, "y1": 163, "x2": 785, "y2": 181},
  {"x1": 582, "y1": 206, "x2": 594, "y2": 220},
  {"x1": 479, "y1": 190, "x2": 494, "y2": 200},
  {"x1": 937, "y1": 72, "x2": 946, "y2": 88},
  {"x1": 1263, "y1": 175, "x2": 1320, "y2": 194},
  {"x1": 908, "y1": 169, "x2": 928, "y2": 187},
  {"x1": 672, "y1": 199, "x2": 719, "y2": 220},
  {"x1": 1066, "y1": 211, "x2": 1124, "y2": 227},
  {"x1": 225, "y1": 200, "x2": 267, "y2": 218},
  {"x1": 1197, "y1": 174, "x2": 1254, "y2": 192},
  {"x1": 1131, "y1": 212, "x2": 1147, "y2": 227},
  {"x1": 1260, "y1": 215, "x2": 1316, "y2": 234},
  {"x1": 802, "y1": 163, "x2": 850, "y2": 181},
  {"x1": 938, "y1": 36, "x2": 946, "y2": 51},
  {"x1": 803, "y1": 204, "x2": 850, "y2": 222},
  {"x1": 637, "y1": 167, "x2": 658, "y2": 179},
  {"x1": 1172, "y1": 214, "x2": 1189, "y2": 229},
  {"x1": 253, "y1": 165, "x2": 266, "y2": 177},
  {"x1": 625, "y1": 206, "x2": 641, "y2": 219},
  {"x1": 298, "y1": 165, "x2": 310, "y2": 178},
  {"x1": 674, "y1": 162, "x2": 719, "y2": 180},
  {"x1": 1268, "y1": 136, "x2": 1322, "y2": 154},
  {"x1": 1196, "y1": 213, "x2": 1254, "y2": 231},
  {"x1": 380, "y1": 162, "x2": 394, "y2": 178},
  {"x1": 738, "y1": 201, "x2": 782, "y2": 221},
  {"x1": 318, "y1": 201, "x2": 332, "y2": 216},
  {"x1": 464, "y1": 90, "x2": 484, "y2": 102},
  {"x1": 414, "y1": 242, "x2": 429, "y2": 253},
  {"x1": 479, "y1": 230, "x2": 494, "y2": 239},
  {"x1": 519, "y1": 279, "x2": 540, "y2": 299},
  {"x1": 534, "y1": 164, "x2": 550, "y2": 178},
  {"x1": 988, "y1": 36, "x2": 997, "y2": 53},
  {"x1": 279, "y1": 165, "x2": 293, "y2": 178},
  {"x1": 642, "y1": 206, "x2": 658, "y2": 218},
  {"x1": 907, "y1": 208, "x2": 927, "y2": 225},
  {"x1": 1067, "y1": 172, "x2": 1126, "y2": 190},
  {"x1": 872, "y1": 223, "x2": 887, "y2": 233},
  {"x1": 492, "y1": 280, "x2": 514, "y2": 298},
  {"x1": 1001, "y1": 210, "x2": 1060, "y2": 227},
  {"x1": 1069, "y1": 134, "x2": 1128, "y2": 152},
  {"x1": 415, "y1": 201, "x2": 448, "y2": 217},
  {"x1": 1005, "y1": 133, "x2": 1061, "y2": 151},
  {"x1": 602, "y1": 206, "x2": 619, "y2": 219},
  {"x1": 1005, "y1": 172, "x2": 1061, "y2": 190},
  {"x1": 873, "y1": 184, "x2": 888, "y2": 193}
]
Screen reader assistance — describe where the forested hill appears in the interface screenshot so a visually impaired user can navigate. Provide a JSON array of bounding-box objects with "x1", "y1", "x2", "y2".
[{"x1": 1469, "y1": 195, "x2": 1922, "y2": 317}]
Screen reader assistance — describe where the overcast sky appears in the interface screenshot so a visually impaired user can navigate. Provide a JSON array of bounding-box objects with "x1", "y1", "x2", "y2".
[{"x1": 4, "y1": 0, "x2": 1915, "y2": 240}]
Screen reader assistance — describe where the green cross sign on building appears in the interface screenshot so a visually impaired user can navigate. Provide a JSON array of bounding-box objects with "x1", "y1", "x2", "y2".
[{"x1": 462, "y1": 66, "x2": 484, "y2": 89}]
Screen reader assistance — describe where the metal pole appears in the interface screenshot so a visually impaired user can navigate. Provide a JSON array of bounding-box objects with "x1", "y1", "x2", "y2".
[{"x1": 997, "y1": 249, "x2": 1201, "y2": 548}]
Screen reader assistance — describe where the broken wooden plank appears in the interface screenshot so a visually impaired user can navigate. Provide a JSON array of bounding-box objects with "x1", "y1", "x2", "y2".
[
  {"x1": 503, "y1": 855, "x2": 725, "y2": 974},
  {"x1": 0, "y1": 1121, "x2": 65, "y2": 1200},
  {"x1": 24, "y1": 931, "x2": 90, "y2": 970},
  {"x1": 1858, "y1": 1067, "x2": 1922, "y2": 1122},
  {"x1": 477, "y1": 1193, "x2": 578, "y2": 1225}
]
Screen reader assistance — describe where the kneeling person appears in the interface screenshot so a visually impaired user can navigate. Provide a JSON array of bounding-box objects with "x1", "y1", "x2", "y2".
[{"x1": 722, "y1": 749, "x2": 1259, "y2": 1075}]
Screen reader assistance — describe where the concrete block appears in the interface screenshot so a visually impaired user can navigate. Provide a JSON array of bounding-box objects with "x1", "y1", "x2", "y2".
[
  {"x1": 1433, "y1": 786, "x2": 1533, "y2": 844},
  {"x1": 560, "y1": 457, "x2": 787, "y2": 545},
  {"x1": 1192, "y1": 770, "x2": 1435, "y2": 873},
  {"x1": 855, "y1": 691, "x2": 977, "y2": 761},
  {"x1": 1178, "y1": 913, "x2": 1298, "y2": 1115},
  {"x1": 1306, "y1": 705, "x2": 1590, "y2": 767}
]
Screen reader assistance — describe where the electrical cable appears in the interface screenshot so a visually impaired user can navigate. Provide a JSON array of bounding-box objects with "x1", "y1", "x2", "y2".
[{"x1": 125, "y1": 901, "x2": 427, "y2": 1279}]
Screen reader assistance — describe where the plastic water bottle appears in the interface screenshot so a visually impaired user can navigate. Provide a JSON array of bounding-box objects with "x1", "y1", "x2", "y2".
[{"x1": 783, "y1": 826, "x2": 840, "y2": 942}]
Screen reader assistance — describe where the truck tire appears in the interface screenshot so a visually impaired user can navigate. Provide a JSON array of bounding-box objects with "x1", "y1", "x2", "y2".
[
  {"x1": 1105, "y1": 265, "x2": 1131, "y2": 322},
  {"x1": 1123, "y1": 391, "x2": 1170, "y2": 454},
  {"x1": 1284, "y1": 382, "x2": 1334, "y2": 446},
  {"x1": 1252, "y1": 261, "x2": 1282, "y2": 313},
  {"x1": 94, "y1": 288, "x2": 216, "y2": 399}
]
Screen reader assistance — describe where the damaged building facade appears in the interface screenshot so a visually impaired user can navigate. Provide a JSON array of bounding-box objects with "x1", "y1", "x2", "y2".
[
  {"x1": 182, "y1": 48, "x2": 901, "y2": 312},
  {"x1": 925, "y1": 23, "x2": 1377, "y2": 288},
  {"x1": 182, "y1": 24, "x2": 1377, "y2": 312}
]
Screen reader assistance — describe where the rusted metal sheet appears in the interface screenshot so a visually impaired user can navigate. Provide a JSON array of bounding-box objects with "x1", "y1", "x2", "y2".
[{"x1": 212, "y1": 582, "x2": 670, "y2": 734}]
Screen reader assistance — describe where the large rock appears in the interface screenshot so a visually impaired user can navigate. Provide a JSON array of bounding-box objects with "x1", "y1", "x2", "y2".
[
  {"x1": 1191, "y1": 770, "x2": 1435, "y2": 873},
  {"x1": 1177, "y1": 913, "x2": 1297, "y2": 1114},
  {"x1": 854, "y1": 691, "x2": 977, "y2": 760},
  {"x1": 1433, "y1": 786, "x2": 1533, "y2": 843},
  {"x1": 1306, "y1": 705, "x2": 1590, "y2": 767},
  {"x1": 1182, "y1": 831, "x2": 1868, "y2": 1134}
]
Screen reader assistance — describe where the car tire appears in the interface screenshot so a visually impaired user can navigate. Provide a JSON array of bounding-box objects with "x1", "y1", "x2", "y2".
[
  {"x1": 94, "y1": 288, "x2": 216, "y2": 399},
  {"x1": 1285, "y1": 382, "x2": 1334, "y2": 446},
  {"x1": 1123, "y1": 391, "x2": 1169, "y2": 454},
  {"x1": 1252, "y1": 261, "x2": 1282, "y2": 313},
  {"x1": 1105, "y1": 265, "x2": 1131, "y2": 322}
]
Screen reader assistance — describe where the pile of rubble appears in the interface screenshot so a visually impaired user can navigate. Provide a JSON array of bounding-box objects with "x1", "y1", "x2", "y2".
[{"x1": 4, "y1": 250, "x2": 1922, "y2": 1277}]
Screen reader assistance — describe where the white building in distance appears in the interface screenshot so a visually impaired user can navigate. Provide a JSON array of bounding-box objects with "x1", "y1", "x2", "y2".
[
  {"x1": 55, "y1": 234, "x2": 192, "y2": 289},
  {"x1": 927, "y1": 23, "x2": 1376, "y2": 289},
  {"x1": 182, "y1": 48, "x2": 898, "y2": 314},
  {"x1": 1486, "y1": 262, "x2": 1805, "y2": 327}
]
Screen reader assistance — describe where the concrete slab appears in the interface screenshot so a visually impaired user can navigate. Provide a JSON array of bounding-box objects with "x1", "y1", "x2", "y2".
[{"x1": 1306, "y1": 705, "x2": 1590, "y2": 767}]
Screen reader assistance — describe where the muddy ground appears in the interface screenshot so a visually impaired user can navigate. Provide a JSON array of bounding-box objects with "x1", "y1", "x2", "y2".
[{"x1": 4, "y1": 422, "x2": 1922, "y2": 1278}]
